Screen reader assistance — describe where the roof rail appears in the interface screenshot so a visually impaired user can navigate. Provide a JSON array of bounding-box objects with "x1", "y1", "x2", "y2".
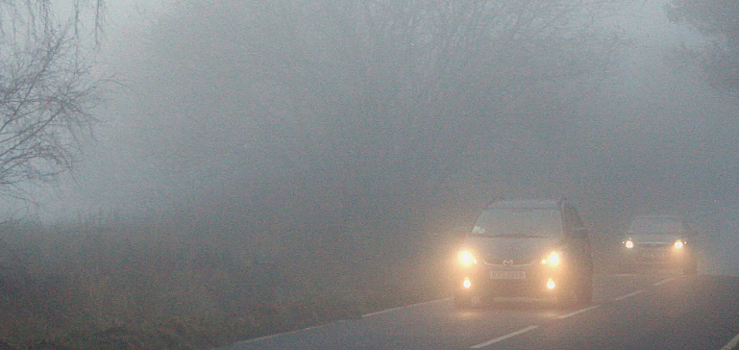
[{"x1": 485, "y1": 196, "x2": 505, "y2": 207}]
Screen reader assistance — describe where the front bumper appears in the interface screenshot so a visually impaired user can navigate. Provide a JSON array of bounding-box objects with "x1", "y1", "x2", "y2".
[
  {"x1": 621, "y1": 245, "x2": 690, "y2": 267},
  {"x1": 454, "y1": 262, "x2": 572, "y2": 299}
]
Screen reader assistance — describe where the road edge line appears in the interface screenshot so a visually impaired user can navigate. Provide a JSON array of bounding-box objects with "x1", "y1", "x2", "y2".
[
  {"x1": 653, "y1": 277, "x2": 676, "y2": 286},
  {"x1": 614, "y1": 290, "x2": 643, "y2": 301},
  {"x1": 470, "y1": 325, "x2": 539, "y2": 349},
  {"x1": 721, "y1": 333, "x2": 739, "y2": 350},
  {"x1": 219, "y1": 297, "x2": 450, "y2": 348},
  {"x1": 225, "y1": 324, "x2": 325, "y2": 347},
  {"x1": 362, "y1": 297, "x2": 450, "y2": 318},
  {"x1": 361, "y1": 305, "x2": 406, "y2": 318},
  {"x1": 409, "y1": 297, "x2": 452, "y2": 308},
  {"x1": 556, "y1": 305, "x2": 601, "y2": 319}
]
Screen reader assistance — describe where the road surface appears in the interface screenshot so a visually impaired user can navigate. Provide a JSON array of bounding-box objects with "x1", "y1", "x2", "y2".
[
  {"x1": 219, "y1": 272, "x2": 739, "y2": 350},
  {"x1": 220, "y1": 203, "x2": 739, "y2": 350}
]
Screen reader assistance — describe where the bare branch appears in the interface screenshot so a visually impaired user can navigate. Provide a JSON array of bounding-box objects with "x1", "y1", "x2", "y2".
[{"x1": 0, "y1": 0, "x2": 105, "y2": 200}]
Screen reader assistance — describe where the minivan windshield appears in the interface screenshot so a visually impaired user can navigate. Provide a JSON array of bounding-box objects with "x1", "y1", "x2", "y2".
[
  {"x1": 629, "y1": 217, "x2": 685, "y2": 234},
  {"x1": 471, "y1": 208, "x2": 563, "y2": 238}
]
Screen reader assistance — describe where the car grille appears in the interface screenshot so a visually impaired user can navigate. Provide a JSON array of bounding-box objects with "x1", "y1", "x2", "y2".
[
  {"x1": 636, "y1": 243, "x2": 672, "y2": 260},
  {"x1": 482, "y1": 258, "x2": 535, "y2": 266}
]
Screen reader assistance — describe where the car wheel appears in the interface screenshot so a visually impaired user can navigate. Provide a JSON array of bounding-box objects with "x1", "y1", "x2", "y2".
[
  {"x1": 557, "y1": 287, "x2": 577, "y2": 308},
  {"x1": 683, "y1": 254, "x2": 698, "y2": 275},
  {"x1": 557, "y1": 281, "x2": 580, "y2": 308},
  {"x1": 453, "y1": 292, "x2": 472, "y2": 309},
  {"x1": 579, "y1": 274, "x2": 593, "y2": 305},
  {"x1": 558, "y1": 273, "x2": 591, "y2": 308}
]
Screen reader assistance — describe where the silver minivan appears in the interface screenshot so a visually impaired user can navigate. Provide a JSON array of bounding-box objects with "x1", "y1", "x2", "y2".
[{"x1": 453, "y1": 198, "x2": 594, "y2": 308}]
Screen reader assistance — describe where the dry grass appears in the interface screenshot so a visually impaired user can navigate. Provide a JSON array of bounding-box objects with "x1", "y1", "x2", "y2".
[
  {"x1": 0, "y1": 215, "x2": 452, "y2": 350},
  {"x1": 0, "y1": 205, "x2": 617, "y2": 349}
]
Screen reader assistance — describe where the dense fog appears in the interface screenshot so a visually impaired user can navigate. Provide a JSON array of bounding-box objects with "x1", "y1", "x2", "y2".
[
  {"x1": 14, "y1": 0, "x2": 738, "y2": 264},
  {"x1": 2, "y1": 2, "x2": 739, "y2": 348}
]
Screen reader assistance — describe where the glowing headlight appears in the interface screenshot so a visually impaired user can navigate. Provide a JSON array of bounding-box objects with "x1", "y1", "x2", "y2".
[
  {"x1": 458, "y1": 250, "x2": 477, "y2": 266},
  {"x1": 625, "y1": 240, "x2": 634, "y2": 249},
  {"x1": 674, "y1": 240, "x2": 684, "y2": 249},
  {"x1": 542, "y1": 251, "x2": 561, "y2": 266}
]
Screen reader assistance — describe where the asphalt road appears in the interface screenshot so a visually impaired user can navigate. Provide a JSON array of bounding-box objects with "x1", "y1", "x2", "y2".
[
  {"x1": 222, "y1": 205, "x2": 739, "y2": 350},
  {"x1": 220, "y1": 272, "x2": 739, "y2": 350}
]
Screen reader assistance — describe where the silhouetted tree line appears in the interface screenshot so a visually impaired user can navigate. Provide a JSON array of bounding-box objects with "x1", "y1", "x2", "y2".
[
  {"x1": 667, "y1": 0, "x2": 739, "y2": 100},
  {"x1": 100, "y1": 0, "x2": 630, "y2": 271}
]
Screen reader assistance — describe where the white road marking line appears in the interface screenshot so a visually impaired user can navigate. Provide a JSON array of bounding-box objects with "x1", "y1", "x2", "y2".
[
  {"x1": 471, "y1": 325, "x2": 539, "y2": 349},
  {"x1": 362, "y1": 297, "x2": 450, "y2": 318},
  {"x1": 409, "y1": 297, "x2": 451, "y2": 308},
  {"x1": 654, "y1": 277, "x2": 676, "y2": 286},
  {"x1": 614, "y1": 290, "x2": 644, "y2": 301},
  {"x1": 556, "y1": 305, "x2": 601, "y2": 319},
  {"x1": 362, "y1": 305, "x2": 407, "y2": 318},
  {"x1": 720, "y1": 333, "x2": 739, "y2": 350},
  {"x1": 238, "y1": 297, "x2": 450, "y2": 344},
  {"x1": 235, "y1": 324, "x2": 322, "y2": 345}
]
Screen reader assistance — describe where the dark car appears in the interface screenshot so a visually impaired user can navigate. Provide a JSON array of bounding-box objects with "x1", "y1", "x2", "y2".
[
  {"x1": 620, "y1": 214, "x2": 698, "y2": 275},
  {"x1": 453, "y1": 198, "x2": 593, "y2": 308}
]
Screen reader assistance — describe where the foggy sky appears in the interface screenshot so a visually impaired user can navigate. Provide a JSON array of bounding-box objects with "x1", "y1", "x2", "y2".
[{"x1": 19, "y1": 0, "x2": 739, "y2": 231}]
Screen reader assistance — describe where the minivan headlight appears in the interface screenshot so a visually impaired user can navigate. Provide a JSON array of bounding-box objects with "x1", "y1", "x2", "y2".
[
  {"x1": 541, "y1": 251, "x2": 561, "y2": 266},
  {"x1": 625, "y1": 240, "x2": 634, "y2": 249},
  {"x1": 458, "y1": 250, "x2": 477, "y2": 266},
  {"x1": 674, "y1": 240, "x2": 684, "y2": 249}
]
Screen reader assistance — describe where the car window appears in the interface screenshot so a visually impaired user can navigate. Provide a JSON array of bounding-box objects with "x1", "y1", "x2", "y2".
[
  {"x1": 566, "y1": 206, "x2": 587, "y2": 239},
  {"x1": 472, "y1": 208, "x2": 563, "y2": 238},
  {"x1": 565, "y1": 205, "x2": 584, "y2": 228}
]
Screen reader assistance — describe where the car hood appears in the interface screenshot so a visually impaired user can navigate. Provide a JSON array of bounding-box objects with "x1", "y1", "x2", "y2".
[
  {"x1": 627, "y1": 234, "x2": 682, "y2": 243},
  {"x1": 462, "y1": 236, "x2": 563, "y2": 264}
]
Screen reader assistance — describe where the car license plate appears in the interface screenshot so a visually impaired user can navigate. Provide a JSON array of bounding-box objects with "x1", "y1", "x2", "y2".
[
  {"x1": 490, "y1": 271, "x2": 526, "y2": 280},
  {"x1": 641, "y1": 251, "x2": 663, "y2": 259}
]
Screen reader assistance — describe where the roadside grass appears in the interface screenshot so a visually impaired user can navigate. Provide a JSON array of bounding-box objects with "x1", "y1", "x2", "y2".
[
  {"x1": 0, "y1": 216, "x2": 453, "y2": 350},
  {"x1": 0, "y1": 205, "x2": 624, "y2": 350}
]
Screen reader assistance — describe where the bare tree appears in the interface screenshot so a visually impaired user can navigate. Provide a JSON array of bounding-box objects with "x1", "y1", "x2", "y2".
[
  {"x1": 666, "y1": 0, "x2": 739, "y2": 101},
  {"x1": 0, "y1": 0, "x2": 106, "y2": 200}
]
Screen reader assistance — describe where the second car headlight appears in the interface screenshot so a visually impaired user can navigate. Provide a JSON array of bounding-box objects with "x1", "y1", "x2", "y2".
[{"x1": 674, "y1": 240, "x2": 684, "y2": 249}]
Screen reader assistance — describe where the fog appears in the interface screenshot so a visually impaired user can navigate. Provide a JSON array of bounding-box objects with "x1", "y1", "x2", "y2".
[
  {"x1": 6, "y1": 2, "x2": 739, "y2": 348},
  {"x1": 17, "y1": 0, "x2": 739, "y2": 267}
]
